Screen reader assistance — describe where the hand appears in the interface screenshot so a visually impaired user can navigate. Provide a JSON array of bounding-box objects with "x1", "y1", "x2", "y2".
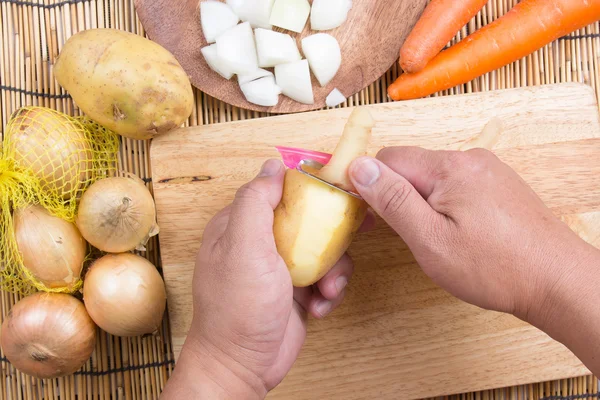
[
  {"x1": 162, "y1": 159, "x2": 372, "y2": 399},
  {"x1": 347, "y1": 147, "x2": 598, "y2": 323}
]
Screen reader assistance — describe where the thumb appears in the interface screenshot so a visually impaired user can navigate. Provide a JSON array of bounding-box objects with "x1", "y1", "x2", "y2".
[
  {"x1": 349, "y1": 157, "x2": 442, "y2": 245},
  {"x1": 223, "y1": 159, "x2": 284, "y2": 249}
]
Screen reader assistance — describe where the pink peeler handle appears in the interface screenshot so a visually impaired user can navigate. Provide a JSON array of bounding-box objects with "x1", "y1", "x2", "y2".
[{"x1": 275, "y1": 146, "x2": 332, "y2": 169}]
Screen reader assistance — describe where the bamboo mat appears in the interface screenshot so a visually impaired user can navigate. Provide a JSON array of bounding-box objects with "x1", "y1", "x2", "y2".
[{"x1": 0, "y1": 0, "x2": 599, "y2": 399}]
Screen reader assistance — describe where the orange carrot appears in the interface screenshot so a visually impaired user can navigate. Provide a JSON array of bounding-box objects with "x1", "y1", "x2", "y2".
[
  {"x1": 400, "y1": 0, "x2": 488, "y2": 73},
  {"x1": 389, "y1": 0, "x2": 600, "y2": 101}
]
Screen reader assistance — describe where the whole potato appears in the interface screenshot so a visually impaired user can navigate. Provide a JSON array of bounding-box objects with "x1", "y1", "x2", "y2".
[{"x1": 54, "y1": 29, "x2": 193, "y2": 140}]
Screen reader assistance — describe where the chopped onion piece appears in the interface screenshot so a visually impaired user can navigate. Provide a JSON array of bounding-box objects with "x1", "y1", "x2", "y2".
[
  {"x1": 200, "y1": 1, "x2": 240, "y2": 43},
  {"x1": 225, "y1": 0, "x2": 246, "y2": 11},
  {"x1": 216, "y1": 22, "x2": 259, "y2": 75},
  {"x1": 240, "y1": 76, "x2": 282, "y2": 107},
  {"x1": 201, "y1": 44, "x2": 235, "y2": 80},
  {"x1": 238, "y1": 68, "x2": 273, "y2": 85},
  {"x1": 310, "y1": 0, "x2": 352, "y2": 31},
  {"x1": 232, "y1": 0, "x2": 275, "y2": 29},
  {"x1": 301, "y1": 33, "x2": 341, "y2": 86},
  {"x1": 226, "y1": 0, "x2": 245, "y2": 14},
  {"x1": 255, "y1": 28, "x2": 301, "y2": 68},
  {"x1": 326, "y1": 88, "x2": 346, "y2": 107},
  {"x1": 269, "y1": 0, "x2": 310, "y2": 33},
  {"x1": 275, "y1": 59, "x2": 314, "y2": 105}
]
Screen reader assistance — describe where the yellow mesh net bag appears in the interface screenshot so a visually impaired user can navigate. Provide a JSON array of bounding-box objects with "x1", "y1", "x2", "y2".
[{"x1": 0, "y1": 106, "x2": 120, "y2": 295}]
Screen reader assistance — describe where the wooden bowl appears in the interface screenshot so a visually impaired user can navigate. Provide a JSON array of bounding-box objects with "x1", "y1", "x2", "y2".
[{"x1": 135, "y1": 0, "x2": 426, "y2": 114}]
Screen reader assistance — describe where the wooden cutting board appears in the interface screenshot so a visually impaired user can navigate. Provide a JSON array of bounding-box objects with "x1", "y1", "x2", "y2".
[
  {"x1": 135, "y1": 0, "x2": 427, "y2": 113},
  {"x1": 150, "y1": 83, "x2": 600, "y2": 399}
]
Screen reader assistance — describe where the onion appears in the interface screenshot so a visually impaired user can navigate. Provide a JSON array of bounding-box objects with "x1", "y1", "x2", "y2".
[
  {"x1": 275, "y1": 59, "x2": 314, "y2": 104},
  {"x1": 269, "y1": 0, "x2": 310, "y2": 33},
  {"x1": 238, "y1": 68, "x2": 273, "y2": 85},
  {"x1": 226, "y1": 0, "x2": 244, "y2": 15},
  {"x1": 326, "y1": 88, "x2": 346, "y2": 107},
  {"x1": 83, "y1": 253, "x2": 167, "y2": 337},
  {"x1": 14, "y1": 205, "x2": 86, "y2": 290},
  {"x1": 240, "y1": 76, "x2": 282, "y2": 106},
  {"x1": 6, "y1": 107, "x2": 92, "y2": 199},
  {"x1": 301, "y1": 33, "x2": 342, "y2": 86},
  {"x1": 231, "y1": 0, "x2": 275, "y2": 29},
  {"x1": 0, "y1": 292, "x2": 96, "y2": 379},
  {"x1": 200, "y1": 0, "x2": 240, "y2": 44},
  {"x1": 255, "y1": 28, "x2": 302, "y2": 68},
  {"x1": 75, "y1": 176, "x2": 159, "y2": 253},
  {"x1": 216, "y1": 22, "x2": 259, "y2": 75},
  {"x1": 201, "y1": 44, "x2": 235, "y2": 80},
  {"x1": 310, "y1": 0, "x2": 352, "y2": 31}
]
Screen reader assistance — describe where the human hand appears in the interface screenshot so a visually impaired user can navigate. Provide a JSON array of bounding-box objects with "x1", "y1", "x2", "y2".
[
  {"x1": 347, "y1": 147, "x2": 598, "y2": 323},
  {"x1": 163, "y1": 159, "x2": 372, "y2": 399}
]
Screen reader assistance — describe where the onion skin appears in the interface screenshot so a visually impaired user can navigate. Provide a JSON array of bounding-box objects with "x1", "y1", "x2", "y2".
[
  {"x1": 83, "y1": 253, "x2": 167, "y2": 337},
  {"x1": 14, "y1": 205, "x2": 86, "y2": 290},
  {"x1": 75, "y1": 177, "x2": 159, "y2": 253},
  {"x1": 0, "y1": 292, "x2": 96, "y2": 379},
  {"x1": 6, "y1": 107, "x2": 92, "y2": 199}
]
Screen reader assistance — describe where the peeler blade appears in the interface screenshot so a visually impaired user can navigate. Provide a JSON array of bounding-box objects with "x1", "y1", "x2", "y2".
[{"x1": 295, "y1": 159, "x2": 363, "y2": 200}]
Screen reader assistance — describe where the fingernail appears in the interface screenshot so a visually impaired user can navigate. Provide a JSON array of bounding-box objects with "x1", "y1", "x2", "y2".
[
  {"x1": 315, "y1": 300, "x2": 332, "y2": 317},
  {"x1": 335, "y1": 276, "x2": 348, "y2": 294},
  {"x1": 351, "y1": 158, "x2": 380, "y2": 187},
  {"x1": 258, "y1": 159, "x2": 281, "y2": 177}
]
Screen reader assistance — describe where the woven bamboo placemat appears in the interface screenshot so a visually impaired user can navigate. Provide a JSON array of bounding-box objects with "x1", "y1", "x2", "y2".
[{"x1": 1, "y1": 0, "x2": 599, "y2": 399}]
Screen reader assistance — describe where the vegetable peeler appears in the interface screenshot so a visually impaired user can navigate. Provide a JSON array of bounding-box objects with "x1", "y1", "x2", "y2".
[{"x1": 295, "y1": 159, "x2": 363, "y2": 200}]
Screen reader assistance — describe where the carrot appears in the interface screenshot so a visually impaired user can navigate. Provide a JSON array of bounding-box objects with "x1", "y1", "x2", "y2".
[
  {"x1": 400, "y1": 0, "x2": 488, "y2": 73},
  {"x1": 389, "y1": 0, "x2": 600, "y2": 101}
]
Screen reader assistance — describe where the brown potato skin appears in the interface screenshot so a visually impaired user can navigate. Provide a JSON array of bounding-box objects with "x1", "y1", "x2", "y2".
[
  {"x1": 54, "y1": 29, "x2": 193, "y2": 140},
  {"x1": 274, "y1": 169, "x2": 367, "y2": 287}
]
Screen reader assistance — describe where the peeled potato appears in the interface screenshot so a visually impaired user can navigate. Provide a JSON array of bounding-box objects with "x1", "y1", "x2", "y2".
[
  {"x1": 274, "y1": 169, "x2": 367, "y2": 286},
  {"x1": 54, "y1": 29, "x2": 193, "y2": 140},
  {"x1": 273, "y1": 108, "x2": 374, "y2": 287}
]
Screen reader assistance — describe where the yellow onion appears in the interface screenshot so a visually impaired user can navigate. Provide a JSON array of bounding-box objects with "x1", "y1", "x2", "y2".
[
  {"x1": 14, "y1": 205, "x2": 87, "y2": 290},
  {"x1": 0, "y1": 292, "x2": 96, "y2": 379},
  {"x1": 83, "y1": 253, "x2": 166, "y2": 337},
  {"x1": 6, "y1": 107, "x2": 92, "y2": 199},
  {"x1": 75, "y1": 177, "x2": 159, "y2": 253}
]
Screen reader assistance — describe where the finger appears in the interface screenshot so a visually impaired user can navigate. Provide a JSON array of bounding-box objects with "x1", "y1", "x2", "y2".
[
  {"x1": 309, "y1": 289, "x2": 346, "y2": 319},
  {"x1": 358, "y1": 208, "x2": 377, "y2": 233},
  {"x1": 376, "y1": 146, "x2": 444, "y2": 200},
  {"x1": 223, "y1": 159, "x2": 285, "y2": 251},
  {"x1": 293, "y1": 286, "x2": 312, "y2": 313},
  {"x1": 201, "y1": 205, "x2": 232, "y2": 247},
  {"x1": 317, "y1": 253, "x2": 353, "y2": 300},
  {"x1": 349, "y1": 156, "x2": 447, "y2": 247}
]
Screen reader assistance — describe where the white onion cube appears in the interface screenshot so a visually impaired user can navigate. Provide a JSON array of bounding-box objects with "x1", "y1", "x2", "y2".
[
  {"x1": 255, "y1": 28, "x2": 302, "y2": 68},
  {"x1": 226, "y1": 0, "x2": 245, "y2": 14},
  {"x1": 201, "y1": 44, "x2": 235, "y2": 80},
  {"x1": 301, "y1": 33, "x2": 341, "y2": 87},
  {"x1": 240, "y1": 76, "x2": 282, "y2": 106},
  {"x1": 238, "y1": 68, "x2": 273, "y2": 85},
  {"x1": 269, "y1": 0, "x2": 310, "y2": 33},
  {"x1": 326, "y1": 88, "x2": 346, "y2": 107},
  {"x1": 234, "y1": 0, "x2": 275, "y2": 29},
  {"x1": 200, "y1": 1, "x2": 240, "y2": 44},
  {"x1": 275, "y1": 59, "x2": 314, "y2": 104},
  {"x1": 310, "y1": 0, "x2": 352, "y2": 31},
  {"x1": 215, "y1": 22, "x2": 259, "y2": 75}
]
